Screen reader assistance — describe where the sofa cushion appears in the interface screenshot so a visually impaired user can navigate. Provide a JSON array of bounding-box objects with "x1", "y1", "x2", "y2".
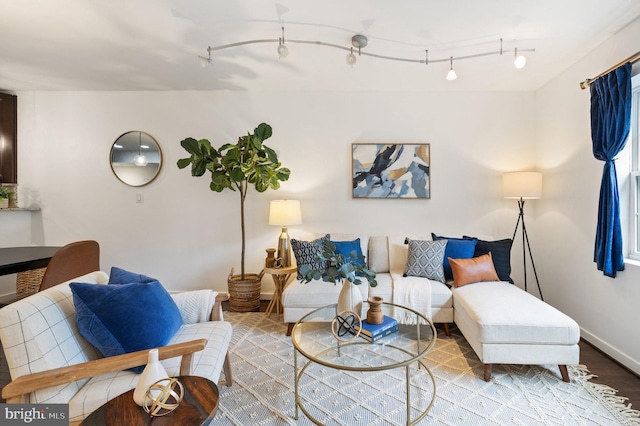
[
  {"x1": 464, "y1": 236, "x2": 513, "y2": 283},
  {"x1": 449, "y1": 253, "x2": 500, "y2": 287},
  {"x1": 368, "y1": 236, "x2": 389, "y2": 273},
  {"x1": 403, "y1": 239, "x2": 446, "y2": 283},
  {"x1": 432, "y1": 233, "x2": 477, "y2": 280},
  {"x1": 70, "y1": 279, "x2": 183, "y2": 370},
  {"x1": 291, "y1": 234, "x2": 330, "y2": 279},
  {"x1": 452, "y1": 281, "x2": 580, "y2": 345}
]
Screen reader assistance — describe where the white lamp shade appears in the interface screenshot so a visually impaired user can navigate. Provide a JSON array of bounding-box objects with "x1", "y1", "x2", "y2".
[
  {"x1": 503, "y1": 172, "x2": 542, "y2": 199},
  {"x1": 269, "y1": 200, "x2": 302, "y2": 226}
]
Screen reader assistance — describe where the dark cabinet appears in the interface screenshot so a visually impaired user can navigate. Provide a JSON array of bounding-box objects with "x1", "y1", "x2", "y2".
[{"x1": 0, "y1": 93, "x2": 17, "y2": 184}]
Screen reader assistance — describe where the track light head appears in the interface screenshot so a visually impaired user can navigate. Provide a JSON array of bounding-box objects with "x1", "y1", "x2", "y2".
[
  {"x1": 198, "y1": 49, "x2": 212, "y2": 68},
  {"x1": 346, "y1": 47, "x2": 357, "y2": 67},
  {"x1": 277, "y1": 27, "x2": 288, "y2": 58},
  {"x1": 514, "y1": 48, "x2": 526, "y2": 69},
  {"x1": 446, "y1": 57, "x2": 457, "y2": 81},
  {"x1": 351, "y1": 34, "x2": 368, "y2": 49}
]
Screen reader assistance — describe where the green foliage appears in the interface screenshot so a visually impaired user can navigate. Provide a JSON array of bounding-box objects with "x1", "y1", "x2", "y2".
[
  {"x1": 0, "y1": 187, "x2": 12, "y2": 199},
  {"x1": 177, "y1": 123, "x2": 290, "y2": 194},
  {"x1": 299, "y1": 240, "x2": 377, "y2": 287},
  {"x1": 177, "y1": 122, "x2": 291, "y2": 278}
]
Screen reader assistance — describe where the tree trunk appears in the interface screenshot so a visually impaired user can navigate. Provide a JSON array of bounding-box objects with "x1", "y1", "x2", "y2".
[{"x1": 239, "y1": 181, "x2": 247, "y2": 279}]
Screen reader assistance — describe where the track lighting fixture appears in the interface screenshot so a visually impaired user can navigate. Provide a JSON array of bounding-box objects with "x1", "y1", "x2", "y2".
[
  {"x1": 346, "y1": 47, "x2": 357, "y2": 66},
  {"x1": 514, "y1": 48, "x2": 527, "y2": 69},
  {"x1": 277, "y1": 27, "x2": 288, "y2": 58},
  {"x1": 199, "y1": 28, "x2": 534, "y2": 81},
  {"x1": 446, "y1": 57, "x2": 457, "y2": 81},
  {"x1": 198, "y1": 50, "x2": 212, "y2": 68}
]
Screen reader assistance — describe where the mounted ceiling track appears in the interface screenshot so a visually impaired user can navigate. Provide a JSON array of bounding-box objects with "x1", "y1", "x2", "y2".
[
  {"x1": 198, "y1": 28, "x2": 535, "y2": 81},
  {"x1": 579, "y1": 50, "x2": 640, "y2": 89}
]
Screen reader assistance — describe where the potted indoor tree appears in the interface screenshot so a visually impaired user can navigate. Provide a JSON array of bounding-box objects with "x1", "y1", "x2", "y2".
[
  {"x1": 177, "y1": 122, "x2": 290, "y2": 311},
  {"x1": 299, "y1": 240, "x2": 377, "y2": 317}
]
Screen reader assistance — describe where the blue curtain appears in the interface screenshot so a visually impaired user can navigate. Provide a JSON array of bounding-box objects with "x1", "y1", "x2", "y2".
[{"x1": 591, "y1": 62, "x2": 632, "y2": 277}]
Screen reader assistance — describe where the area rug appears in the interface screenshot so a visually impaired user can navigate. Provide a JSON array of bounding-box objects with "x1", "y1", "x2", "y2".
[{"x1": 211, "y1": 312, "x2": 640, "y2": 425}]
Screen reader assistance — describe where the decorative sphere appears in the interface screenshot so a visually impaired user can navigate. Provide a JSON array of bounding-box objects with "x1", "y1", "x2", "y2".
[{"x1": 143, "y1": 377, "x2": 184, "y2": 417}]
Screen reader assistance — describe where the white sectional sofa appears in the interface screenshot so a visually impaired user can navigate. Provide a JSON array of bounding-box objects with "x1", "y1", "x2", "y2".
[
  {"x1": 283, "y1": 233, "x2": 454, "y2": 334},
  {"x1": 282, "y1": 233, "x2": 580, "y2": 382},
  {"x1": 0, "y1": 271, "x2": 233, "y2": 425}
]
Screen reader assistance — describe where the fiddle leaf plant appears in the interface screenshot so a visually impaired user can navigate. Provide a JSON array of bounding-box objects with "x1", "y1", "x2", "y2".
[
  {"x1": 299, "y1": 240, "x2": 377, "y2": 287},
  {"x1": 177, "y1": 122, "x2": 291, "y2": 279}
]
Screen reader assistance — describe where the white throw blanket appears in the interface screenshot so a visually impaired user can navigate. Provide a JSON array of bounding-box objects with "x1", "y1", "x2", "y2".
[
  {"x1": 171, "y1": 290, "x2": 218, "y2": 324},
  {"x1": 390, "y1": 272, "x2": 432, "y2": 324}
]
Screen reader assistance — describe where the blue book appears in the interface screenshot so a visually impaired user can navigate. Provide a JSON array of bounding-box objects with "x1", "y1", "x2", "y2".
[
  {"x1": 355, "y1": 315, "x2": 398, "y2": 338},
  {"x1": 359, "y1": 324, "x2": 398, "y2": 342}
]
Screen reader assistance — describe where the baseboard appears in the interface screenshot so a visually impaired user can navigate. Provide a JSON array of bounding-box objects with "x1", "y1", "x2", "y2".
[
  {"x1": 260, "y1": 292, "x2": 274, "y2": 301},
  {"x1": 580, "y1": 327, "x2": 640, "y2": 376},
  {"x1": 0, "y1": 292, "x2": 16, "y2": 304}
]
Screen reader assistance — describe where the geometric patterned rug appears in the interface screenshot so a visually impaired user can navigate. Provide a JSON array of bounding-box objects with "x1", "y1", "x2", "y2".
[{"x1": 211, "y1": 312, "x2": 640, "y2": 425}]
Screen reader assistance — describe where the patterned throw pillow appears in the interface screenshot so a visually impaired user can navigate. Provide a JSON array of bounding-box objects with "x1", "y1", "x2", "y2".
[
  {"x1": 291, "y1": 234, "x2": 330, "y2": 279},
  {"x1": 403, "y1": 239, "x2": 447, "y2": 283}
]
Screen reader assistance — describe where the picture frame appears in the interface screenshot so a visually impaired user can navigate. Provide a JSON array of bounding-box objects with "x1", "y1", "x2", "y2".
[{"x1": 352, "y1": 143, "x2": 430, "y2": 199}]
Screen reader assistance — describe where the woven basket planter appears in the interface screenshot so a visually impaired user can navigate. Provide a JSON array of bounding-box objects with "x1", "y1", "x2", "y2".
[{"x1": 227, "y1": 269, "x2": 264, "y2": 312}]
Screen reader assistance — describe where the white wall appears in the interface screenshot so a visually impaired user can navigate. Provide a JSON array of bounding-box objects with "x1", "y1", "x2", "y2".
[
  {"x1": 536, "y1": 17, "x2": 640, "y2": 374},
  {"x1": 3, "y1": 90, "x2": 534, "y2": 302}
]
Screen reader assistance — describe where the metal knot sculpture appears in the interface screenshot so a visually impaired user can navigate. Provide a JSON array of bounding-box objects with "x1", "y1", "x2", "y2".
[{"x1": 331, "y1": 310, "x2": 361, "y2": 342}]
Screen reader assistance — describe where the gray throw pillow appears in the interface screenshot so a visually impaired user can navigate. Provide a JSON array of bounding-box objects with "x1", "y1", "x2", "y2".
[{"x1": 403, "y1": 239, "x2": 447, "y2": 283}]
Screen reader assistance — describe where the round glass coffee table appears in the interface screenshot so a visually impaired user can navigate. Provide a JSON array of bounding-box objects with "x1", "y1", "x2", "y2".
[{"x1": 291, "y1": 302, "x2": 436, "y2": 426}]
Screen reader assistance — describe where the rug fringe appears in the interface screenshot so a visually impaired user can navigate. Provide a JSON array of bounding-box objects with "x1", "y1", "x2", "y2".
[{"x1": 571, "y1": 364, "x2": 640, "y2": 425}]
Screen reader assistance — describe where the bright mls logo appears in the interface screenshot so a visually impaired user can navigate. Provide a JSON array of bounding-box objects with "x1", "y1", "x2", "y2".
[{"x1": 1, "y1": 404, "x2": 68, "y2": 425}]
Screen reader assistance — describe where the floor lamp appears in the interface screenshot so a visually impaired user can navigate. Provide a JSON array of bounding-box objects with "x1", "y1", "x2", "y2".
[
  {"x1": 269, "y1": 200, "x2": 302, "y2": 267},
  {"x1": 503, "y1": 171, "x2": 544, "y2": 300}
]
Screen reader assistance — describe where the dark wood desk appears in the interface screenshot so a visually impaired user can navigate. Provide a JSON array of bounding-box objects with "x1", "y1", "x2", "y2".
[
  {"x1": 80, "y1": 376, "x2": 219, "y2": 426},
  {"x1": 0, "y1": 246, "x2": 60, "y2": 275}
]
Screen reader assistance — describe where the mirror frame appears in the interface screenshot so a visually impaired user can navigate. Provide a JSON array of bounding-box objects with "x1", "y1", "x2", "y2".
[{"x1": 110, "y1": 131, "x2": 163, "y2": 187}]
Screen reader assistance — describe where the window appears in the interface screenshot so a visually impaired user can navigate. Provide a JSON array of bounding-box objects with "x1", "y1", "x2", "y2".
[{"x1": 628, "y1": 75, "x2": 640, "y2": 260}]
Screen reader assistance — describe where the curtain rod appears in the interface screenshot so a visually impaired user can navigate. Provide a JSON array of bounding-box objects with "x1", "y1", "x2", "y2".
[{"x1": 579, "y1": 50, "x2": 640, "y2": 89}]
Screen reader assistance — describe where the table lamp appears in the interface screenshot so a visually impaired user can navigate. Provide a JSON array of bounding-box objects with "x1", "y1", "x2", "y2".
[
  {"x1": 269, "y1": 200, "x2": 302, "y2": 267},
  {"x1": 503, "y1": 171, "x2": 543, "y2": 300}
]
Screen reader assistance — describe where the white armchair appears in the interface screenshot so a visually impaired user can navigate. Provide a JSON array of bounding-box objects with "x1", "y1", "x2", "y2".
[{"x1": 0, "y1": 271, "x2": 233, "y2": 425}]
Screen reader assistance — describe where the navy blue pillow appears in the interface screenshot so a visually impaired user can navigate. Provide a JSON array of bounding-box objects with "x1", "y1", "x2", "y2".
[
  {"x1": 431, "y1": 233, "x2": 477, "y2": 280},
  {"x1": 463, "y1": 236, "x2": 513, "y2": 283},
  {"x1": 71, "y1": 275, "x2": 183, "y2": 373}
]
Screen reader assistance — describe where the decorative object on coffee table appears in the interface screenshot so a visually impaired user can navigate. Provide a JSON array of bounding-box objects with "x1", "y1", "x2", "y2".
[
  {"x1": 178, "y1": 123, "x2": 291, "y2": 312},
  {"x1": 330, "y1": 310, "x2": 361, "y2": 342},
  {"x1": 143, "y1": 378, "x2": 184, "y2": 417},
  {"x1": 299, "y1": 240, "x2": 377, "y2": 317},
  {"x1": 366, "y1": 295, "x2": 384, "y2": 324},
  {"x1": 133, "y1": 348, "x2": 169, "y2": 407}
]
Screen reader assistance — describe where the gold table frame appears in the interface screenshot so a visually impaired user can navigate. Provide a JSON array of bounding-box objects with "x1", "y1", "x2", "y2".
[{"x1": 291, "y1": 302, "x2": 437, "y2": 426}]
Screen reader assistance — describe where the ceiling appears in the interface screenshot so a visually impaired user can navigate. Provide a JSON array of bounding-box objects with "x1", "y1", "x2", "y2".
[{"x1": 2, "y1": 0, "x2": 640, "y2": 92}]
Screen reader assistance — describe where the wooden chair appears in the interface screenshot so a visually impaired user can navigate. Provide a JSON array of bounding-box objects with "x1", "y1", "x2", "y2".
[
  {"x1": 16, "y1": 240, "x2": 100, "y2": 299},
  {"x1": 38, "y1": 240, "x2": 100, "y2": 292}
]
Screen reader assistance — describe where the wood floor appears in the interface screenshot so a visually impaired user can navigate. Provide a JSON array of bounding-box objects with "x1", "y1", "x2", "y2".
[{"x1": 227, "y1": 301, "x2": 640, "y2": 411}]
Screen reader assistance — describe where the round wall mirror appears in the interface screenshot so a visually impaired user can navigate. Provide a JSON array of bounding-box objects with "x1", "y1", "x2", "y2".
[{"x1": 110, "y1": 131, "x2": 162, "y2": 187}]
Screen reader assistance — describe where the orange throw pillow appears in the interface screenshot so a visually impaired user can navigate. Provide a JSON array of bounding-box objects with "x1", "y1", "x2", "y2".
[{"x1": 449, "y1": 253, "x2": 500, "y2": 288}]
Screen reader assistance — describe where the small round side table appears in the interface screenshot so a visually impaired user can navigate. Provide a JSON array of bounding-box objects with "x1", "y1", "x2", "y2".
[{"x1": 264, "y1": 265, "x2": 297, "y2": 318}]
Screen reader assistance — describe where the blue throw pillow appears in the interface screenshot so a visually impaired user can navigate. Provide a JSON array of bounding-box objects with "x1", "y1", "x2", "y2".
[
  {"x1": 108, "y1": 266, "x2": 155, "y2": 284},
  {"x1": 332, "y1": 239, "x2": 365, "y2": 267},
  {"x1": 431, "y1": 233, "x2": 477, "y2": 280},
  {"x1": 71, "y1": 277, "x2": 183, "y2": 373}
]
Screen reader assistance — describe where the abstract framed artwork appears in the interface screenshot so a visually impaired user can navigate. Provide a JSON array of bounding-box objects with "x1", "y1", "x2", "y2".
[{"x1": 352, "y1": 143, "x2": 430, "y2": 199}]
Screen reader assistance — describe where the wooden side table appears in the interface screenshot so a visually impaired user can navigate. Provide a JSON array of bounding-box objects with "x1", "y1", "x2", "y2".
[
  {"x1": 264, "y1": 265, "x2": 297, "y2": 318},
  {"x1": 80, "y1": 376, "x2": 218, "y2": 425}
]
